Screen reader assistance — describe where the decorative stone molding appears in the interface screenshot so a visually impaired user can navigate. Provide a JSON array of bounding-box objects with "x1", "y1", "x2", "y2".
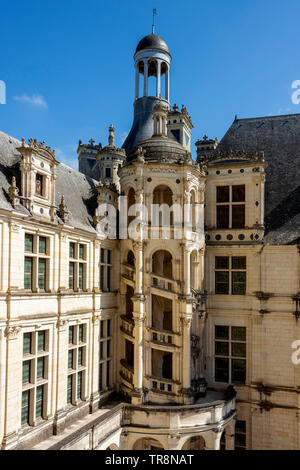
[
  {"x1": 8, "y1": 176, "x2": 20, "y2": 208},
  {"x1": 56, "y1": 319, "x2": 68, "y2": 331},
  {"x1": 57, "y1": 195, "x2": 69, "y2": 222},
  {"x1": 4, "y1": 326, "x2": 21, "y2": 339}
]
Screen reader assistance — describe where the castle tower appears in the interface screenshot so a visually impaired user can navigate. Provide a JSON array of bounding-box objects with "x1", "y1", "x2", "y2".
[
  {"x1": 119, "y1": 33, "x2": 208, "y2": 408},
  {"x1": 122, "y1": 32, "x2": 171, "y2": 153},
  {"x1": 97, "y1": 125, "x2": 126, "y2": 192}
]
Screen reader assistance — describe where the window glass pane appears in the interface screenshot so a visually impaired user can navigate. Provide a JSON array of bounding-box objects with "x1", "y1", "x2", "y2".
[
  {"x1": 79, "y1": 324, "x2": 84, "y2": 342},
  {"x1": 21, "y1": 390, "x2": 30, "y2": 425},
  {"x1": 232, "y1": 257, "x2": 246, "y2": 270},
  {"x1": 100, "y1": 342, "x2": 104, "y2": 360},
  {"x1": 215, "y1": 341, "x2": 229, "y2": 356},
  {"x1": 36, "y1": 386, "x2": 44, "y2": 418},
  {"x1": 232, "y1": 342, "x2": 246, "y2": 357},
  {"x1": 77, "y1": 371, "x2": 82, "y2": 399},
  {"x1": 23, "y1": 333, "x2": 32, "y2": 355},
  {"x1": 215, "y1": 257, "x2": 229, "y2": 269},
  {"x1": 100, "y1": 265, "x2": 105, "y2": 290},
  {"x1": 78, "y1": 263, "x2": 83, "y2": 289},
  {"x1": 69, "y1": 243, "x2": 75, "y2": 258},
  {"x1": 232, "y1": 272, "x2": 246, "y2": 295},
  {"x1": 100, "y1": 321, "x2": 104, "y2": 339},
  {"x1": 232, "y1": 205, "x2": 245, "y2": 229},
  {"x1": 22, "y1": 360, "x2": 31, "y2": 384},
  {"x1": 107, "y1": 266, "x2": 111, "y2": 291},
  {"x1": 217, "y1": 205, "x2": 229, "y2": 228},
  {"x1": 232, "y1": 359, "x2": 246, "y2": 383},
  {"x1": 25, "y1": 234, "x2": 33, "y2": 252},
  {"x1": 39, "y1": 237, "x2": 46, "y2": 254},
  {"x1": 106, "y1": 361, "x2": 110, "y2": 387},
  {"x1": 24, "y1": 257, "x2": 32, "y2": 290},
  {"x1": 215, "y1": 271, "x2": 229, "y2": 294},
  {"x1": 217, "y1": 186, "x2": 229, "y2": 203},
  {"x1": 107, "y1": 340, "x2": 111, "y2": 357},
  {"x1": 99, "y1": 363, "x2": 103, "y2": 391},
  {"x1": 78, "y1": 347, "x2": 83, "y2": 366},
  {"x1": 101, "y1": 248, "x2": 105, "y2": 263},
  {"x1": 37, "y1": 357, "x2": 45, "y2": 379},
  {"x1": 232, "y1": 185, "x2": 245, "y2": 202},
  {"x1": 215, "y1": 357, "x2": 229, "y2": 382},
  {"x1": 79, "y1": 244, "x2": 84, "y2": 260},
  {"x1": 68, "y1": 350, "x2": 73, "y2": 369},
  {"x1": 107, "y1": 320, "x2": 111, "y2": 337},
  {"x1": 37, "y1": 331, "x2": 46, "y2": 351},
  {"x1": 215, "y1": 325, "x2": 229, "y2": 339},
  {"x1": 107, "y1": 250, "x2": 111, "y2": 264},
  {"x1": 69, "y1": 326, "x2": 74, "y2": 344},
  {"x1": 232, "y1": 327, "x2": 246, "y2": 341},
  {"x1": 67, "y1": 375, "x2": 72, "y2": 404},
  {"x1": 38, "y1": 259, "x2": 46, "y2": 290},
  {"x1": 69, "y1": 262, "x2": 74, "y2": 289}
]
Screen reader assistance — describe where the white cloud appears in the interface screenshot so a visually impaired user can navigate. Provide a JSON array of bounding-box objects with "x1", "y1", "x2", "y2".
[{"x1": 13, "y1": 93, "x2": 48, "y2": 109}]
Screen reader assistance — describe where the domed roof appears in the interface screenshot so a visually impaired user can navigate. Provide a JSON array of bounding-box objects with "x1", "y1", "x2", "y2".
[
  {"x1": 135, "y1": 34, "x2": 170, "y2": 54},
  {"x1": 128, "y1": 135, "x2": 192, "y2": 165}
]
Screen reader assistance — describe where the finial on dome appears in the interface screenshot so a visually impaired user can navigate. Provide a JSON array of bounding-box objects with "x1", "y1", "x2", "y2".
[
  {"x1": 109, "y1": 124, "x2": 115, "y2": 146},
  {"x1": 152, "y1": 8, "x2": 157, "y2": 34}
]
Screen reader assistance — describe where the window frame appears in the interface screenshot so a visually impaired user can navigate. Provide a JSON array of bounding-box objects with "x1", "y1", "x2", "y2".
[
  {"x1": 214, "y1": 325, "x2": 246, "y2": 385},
  {"x1": 68, "y1": 241, "x2": 87, "y2": 292},
  {"x1": 216, "y1": 184, "x2": 246, "y2": 229},
  {"x1": 24, "y1": 233, "x2": 50, "y2": 292},
  {"x1": 215, "y1": 256, "x2": 247, "y2": 295},
  {"x1": 67, "y1": 323, "x2": 87, "y2": 405}
]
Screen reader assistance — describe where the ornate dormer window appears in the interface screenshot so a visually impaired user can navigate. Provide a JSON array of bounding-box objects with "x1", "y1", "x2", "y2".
[{"x1": 17, "y1": 138, "x2": 59, "y2": 221}]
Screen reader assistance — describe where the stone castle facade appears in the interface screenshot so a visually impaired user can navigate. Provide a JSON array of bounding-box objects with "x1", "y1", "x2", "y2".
[{"x1": 0, "y1": 32, "x2": 299, "y2": 451}]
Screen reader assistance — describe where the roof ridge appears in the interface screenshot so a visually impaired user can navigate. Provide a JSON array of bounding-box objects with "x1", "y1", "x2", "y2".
[{"x1": 234, "y1": 112, "x2": 300, "y2": 123}]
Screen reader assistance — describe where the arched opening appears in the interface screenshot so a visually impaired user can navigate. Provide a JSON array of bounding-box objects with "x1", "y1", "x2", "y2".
[
  {"x1": 182, "y1": 435, "x2": 206, "y2": 450},
  {"x1": 153, "y1": 185, "x2": 173, "y2": 206},
  {"x1": 190, "y1": 250, "x2": 198, "y2": 291},
  {"x1": 152, "y1": 250, "x2": 173, "y2": 278},
  {"x1": 148, "y1": 59, "x2": 157, "y2": 97},
  {"x1": 160, "y1": 62, "x2": 167, "y2": 100},
  {"x1": 127, "y1": 250, "x2": 135, "y2": 267},
  {"x1": 190, "y1": 189, "x2": 197, "y2": 231},
  {"x1": 128, "y1": 187, "x2": 136, "y2": 226},
  {"x1": 133, "y1": 437, "x2": 164, "y2": 450},
  {"x1": 125, "y1": 284, "x2": 134, "y2": 319},
  {"x1": 152, "y1": 294, "x2": 172, "y2": 331},
  {"x1": 152, "y1": 185, "x2": 174, "y2": 230},
  {"x1": 106, "y1": 444, "x2": 119, "y2": 450},
  {"x1": 152, "y1": 349, "x2": 173, "y2": 380}
]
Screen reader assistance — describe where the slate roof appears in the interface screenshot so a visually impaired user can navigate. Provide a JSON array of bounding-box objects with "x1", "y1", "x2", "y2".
[
  {"x1": 0, "y1": 130, "x2": 98, "y2": 233},
  {"x1": 216, "y1": 114, "x2": 300, "y2": 245}
]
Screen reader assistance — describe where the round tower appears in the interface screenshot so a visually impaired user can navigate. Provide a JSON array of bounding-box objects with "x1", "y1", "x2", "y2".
[
  {"x1": 97, "y1": 125, "x2": 125, "y2": 192},
  {"x1": 122, "y1": 33, "x2": 171, "y2": 153}
]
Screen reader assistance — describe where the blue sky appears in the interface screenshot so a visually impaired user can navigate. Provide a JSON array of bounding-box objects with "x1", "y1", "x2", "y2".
[{"x1": 1, "y1": 0, "x2": 300, "y2": 168}]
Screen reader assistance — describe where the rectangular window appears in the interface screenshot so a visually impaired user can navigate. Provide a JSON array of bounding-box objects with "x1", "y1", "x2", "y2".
[
  {"x1": 69, "y1": 242, "x2": 75, "y2": 258},
  {"x1": 69, "y1": 242, "x2": 87, "y2": 290},
  {"x1": 22, "y1": 331, "x2": 48, "y2": 426},
  {"x1": 79, "y1": 244, "x2": 84, "y2": 260},
  {"x1": 67, "y1": 324, "x2": 86, "y2": 405},
  {"x1": 99, "y1": 319, "x2": 113, "y2": 393},
  {"x1": 215, "y1": 256, "x2": 246, "y2": 295},
  {"x1": 24, "y1": 257, "x2": 33, "y2": 290},
  {"x1": 100, "y1": 248, "x2": 112, "y2": 292},
  {"x1": 24, "y1": 234, "x2": 50, "y2": 291},
  {"x1": 35, "y1": 174, "x2": 44, "y2": 196},
  {"x1": 215, "y1": 326, "x2": 246, "y2": 384},
  {"x1": 216, "y1": 185, "x2": 245, "y2": 229}
]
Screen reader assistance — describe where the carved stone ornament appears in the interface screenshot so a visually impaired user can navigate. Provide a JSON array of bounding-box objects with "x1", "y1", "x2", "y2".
[
  {"x1": 8, "y1": 176, "x2": 20, "y2": 208},
  {"x1": 5, "y1": 326, "x2": 21, "y2": 339},
  {"x1": 58, "y1": 195, "x2": 69, "y2": 222}
]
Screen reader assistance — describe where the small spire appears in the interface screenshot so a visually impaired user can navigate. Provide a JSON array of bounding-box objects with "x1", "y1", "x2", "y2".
[
  {"x1": 109, "y1": 124, "x2": 115, "y2": 146},
  {"x1": 152, "y1": 8, "x2": 157, "y2": 34}
]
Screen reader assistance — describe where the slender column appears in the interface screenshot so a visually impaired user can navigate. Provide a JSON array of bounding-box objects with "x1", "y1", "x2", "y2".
[
  {"x1": 143, "y1": 60, "x2": 148, "y2": 97},
  {"x1": 165, "y1": 65, "x2": 170, "y2": 102},
  {"x1": 135, "y1": 64, "x2": 139, "y2": 100},
  {"x1": 181, "y1": 316, "x2": 192, "y2": 393},
  {"x1": 156, "y1": 60, "x2": 161, "y2": 97},
  {"x1": 184, "y1": 247, "x2": 191, "y2": 295},
  {"x1": 211, "y1": 429, "x2": 223, "y2": 450}
]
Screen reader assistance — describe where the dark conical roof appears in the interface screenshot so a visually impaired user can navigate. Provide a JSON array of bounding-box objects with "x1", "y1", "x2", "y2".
[{"x1": 135, "y1": 34, "x2": 170, "y2": 54}]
